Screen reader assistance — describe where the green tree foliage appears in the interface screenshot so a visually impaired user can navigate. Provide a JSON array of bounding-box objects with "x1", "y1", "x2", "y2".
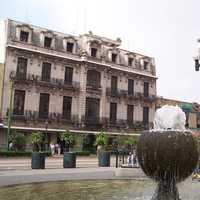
[
  {"x1": 9, "y1": 130, "x2": 26, "y2": 151},
  {"x1": 114, "y1": 135, "x2": 139, "y2": 152},
  {"x1": 31, "y1": 132, "x2": 43, "y2": 152},
  {"x1": 95, "y1": 131, "x2": 108, "y2": 149},
  {"x1": 60, "y1": 130, "x2": 75, "y2": 152}
]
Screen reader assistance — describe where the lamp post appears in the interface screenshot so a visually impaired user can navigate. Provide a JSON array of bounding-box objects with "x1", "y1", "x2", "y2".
[
  {"x1": 45, "y1": 120, "x2": 48, "y2": 151},
  {"x1": 195, "y1": 58, "x2": 200, "y2": 71},
  {"x1": 7, "y1": 73, "x2": 14, "y2": 150},
  {"x1": 194, "y1": 39, "x2": 200, "y2": 71}
]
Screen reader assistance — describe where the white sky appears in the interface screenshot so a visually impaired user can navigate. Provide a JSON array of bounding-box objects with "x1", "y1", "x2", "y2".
[{"x1": 1, "y1": 0, "x2": 200, "y2": 102}]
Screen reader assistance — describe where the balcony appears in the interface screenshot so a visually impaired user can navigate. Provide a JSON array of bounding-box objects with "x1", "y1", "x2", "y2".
[
  {"x1": 10, "y1": 110, "x2": 79, "y2": 125},
  {"x1": 127, "y1": 92, "x2": 141, "y2": 100},
  {"x1": 140, "y1": 93, "x2": 156, "y2": 102},
  {"x1": 86, "y1": 85, "x2": 102, "y2": 95},
  {"x1": 10, "y1": 71, "x2": 80, "y2": 92},
  {"x1": 106, "y1": 88, "x2": 127, "y2": 99}
]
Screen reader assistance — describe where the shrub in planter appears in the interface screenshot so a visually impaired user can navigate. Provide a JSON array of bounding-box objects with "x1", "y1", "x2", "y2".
[
  {"x1": 31, "y1": 132, "x2": 45, "y2": 169},
  {"x1": 123, "y1": 136, "x2": 139, "y2": 153},
  {"x1": 95, "y1": 131, "x2": 110, "y2": 167},
  {"x1": 60, "y1": 130, "x2": 76, "y2": 168},
  {"x1": 9, "y1": 130, "x2": 26, "y2": 151}
]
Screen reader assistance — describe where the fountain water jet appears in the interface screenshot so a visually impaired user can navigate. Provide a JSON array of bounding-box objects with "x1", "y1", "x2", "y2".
[{"x1": 137, "y1": 105, "x2": 199, "y2": 200}]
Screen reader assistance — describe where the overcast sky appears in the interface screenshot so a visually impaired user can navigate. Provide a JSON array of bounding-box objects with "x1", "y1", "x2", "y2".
[{"x1": 1, "y1": 0, "x2": 200, "y2": 102}]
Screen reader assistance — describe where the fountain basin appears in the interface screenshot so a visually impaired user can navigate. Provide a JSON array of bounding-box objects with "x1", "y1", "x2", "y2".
[{"x1": 137, "y1": 131, "x2": 199, "y2": 200}]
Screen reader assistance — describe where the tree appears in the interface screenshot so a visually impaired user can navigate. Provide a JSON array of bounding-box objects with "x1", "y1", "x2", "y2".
[
  {"x1": 114, "y1": 135, "x2": 139, "y2": 152},
  {"x1": 60, "y1": 130, "x2": 75, "y2": 152},
  {"x1": 95, "y1": 131, "x2": 108, "y2": 151},
  {"x1": 124, "y1": 136, "x2": 139, "y2": 152},
  {"x1": 31, "y1": 132, "x2": 43, "y2": 152},
  {"x1": 9, "y1": 130, "x2": 26, "y2": 151}
]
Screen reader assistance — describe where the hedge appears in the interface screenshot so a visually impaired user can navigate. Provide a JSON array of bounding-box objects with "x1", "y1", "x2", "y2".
[
  {"x1": 75, "y1": 151, "x2": 90, "y2": 156},
  {"x1": 0, "y1": 151, "x2": 90, "y2": 157},
  {"x1": 0, "y1": 151, "x2": 51, "y2": 157}
]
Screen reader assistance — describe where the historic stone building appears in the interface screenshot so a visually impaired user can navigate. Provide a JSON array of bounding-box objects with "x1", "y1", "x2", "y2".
[
  {"x1": 156, "y1": 97, "x2": 200, "y2": 129},
  {"x1": 0, "y1": 19, "x2": 157, "y2": 149}
]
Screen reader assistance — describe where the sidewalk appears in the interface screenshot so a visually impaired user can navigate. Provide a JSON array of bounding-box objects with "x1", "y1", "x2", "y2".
[{"x1": 0, "y1": 155, "x2": 116, "y2": 170}]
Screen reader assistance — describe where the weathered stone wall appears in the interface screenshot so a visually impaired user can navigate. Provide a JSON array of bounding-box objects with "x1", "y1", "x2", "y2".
[{"x1": 0, "y1": 19, "x2": 157, "y2": 132}]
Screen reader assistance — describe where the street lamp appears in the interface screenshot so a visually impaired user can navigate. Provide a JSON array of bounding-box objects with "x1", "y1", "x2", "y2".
[
  {"x1": 7, "y1": 72, "x2": 15, "y2": 150},
  {"x1": 195, "y1": 58, "x2": 200, "y2": 71},
  {"x1": 45, "y1": 120, "x2": 48, "y2": 151}
]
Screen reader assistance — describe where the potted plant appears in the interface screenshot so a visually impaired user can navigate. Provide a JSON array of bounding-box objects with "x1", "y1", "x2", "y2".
[
  {"x1": 60, "y1": 130, "x2": 76, "y2": 168},
  {"x1": 95, "y1": 131, "x2": 110, "y2": 167},
  {"x1": 124, "y1": 136, "x2": 138, "y2": 153},
  {"x1": 9, "y1": 130, "x2": 26, "y2": 151},
  {"x1": 31, "y1": 132, "x2": 45, "y2": 169}
]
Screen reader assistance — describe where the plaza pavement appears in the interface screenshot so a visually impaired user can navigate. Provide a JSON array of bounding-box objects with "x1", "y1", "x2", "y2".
[
  {"x1": 0, "y1": 156, "x2": 146, "y2": 187},
  {"x1": 0, "y1": 155, "x2": 116, "y2": 170}
]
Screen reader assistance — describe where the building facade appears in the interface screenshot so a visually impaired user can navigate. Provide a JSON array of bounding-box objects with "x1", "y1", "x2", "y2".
[
  {"x1": 156, "y1": 97, "x2": 200, "y2": 129},
  {"x1": 0, "y1": 19, "x2": 157, "y2": 149}
]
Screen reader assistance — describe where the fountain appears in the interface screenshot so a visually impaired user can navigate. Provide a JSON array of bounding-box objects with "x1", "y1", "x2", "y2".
[{"x1": 137, "y1": 105, "x2": 199, "y2": 200}]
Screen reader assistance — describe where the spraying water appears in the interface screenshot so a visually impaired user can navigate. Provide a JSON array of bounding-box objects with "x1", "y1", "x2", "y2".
[{"x1": 153, "y1": 105, "x2": 186, "y2": 131}]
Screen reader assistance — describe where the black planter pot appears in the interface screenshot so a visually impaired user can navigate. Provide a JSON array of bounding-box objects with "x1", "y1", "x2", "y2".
[
  {"x1": 31, "y1": 152, "x2": 45, "y2": 169},
  {"x1": 63, "y1": 152, "x2": 76, "y2": 168},
  {"x1": 98, "y1": 151, "x2": 110, "y2": 167}
]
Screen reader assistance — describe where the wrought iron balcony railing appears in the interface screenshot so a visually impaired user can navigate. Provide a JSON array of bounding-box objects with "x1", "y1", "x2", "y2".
[
  {"x1": 10, "y1": 71, "x2": 80, "y2": 91},
  {"x1": 106, "y1": 88, "x2": 127, "y2": 98},
  {"x1": 86, "y1": 85, "x2": 102, "y2": 94}
]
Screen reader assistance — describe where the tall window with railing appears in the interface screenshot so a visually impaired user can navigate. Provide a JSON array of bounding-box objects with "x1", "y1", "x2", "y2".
[
  {"x1": 39, "y1": 93, "x2": 49, "y2": 119},
  {"x1": 41, "y1": 62, "x2": 51, "y2": 82},
  {"x1": 13, "y1": 90, "x2": 25, "y2": 116},
  {"x1": 110, "y1": 102, "x2": 117, "y2": 123},
  {"x1": 128, "y1": 79, "x2": 134, "y2": 95},
  {"x1": 111, "y1": 76, "x2": 118, "y2": 94},
  {"x1": 144, "y1": 82, "x2": 149, "y2": 97},
  {"x1": 87, "y1": 70, "x2": 101, "y2": 89},
  {"x1": 127, "y1": 105, "x2": 134, "y2": 125},
  {"x1": 143, "y1": 106, "x2": 149, "y2": 126},
  {"x1": 64, "y1": 67, "x2": 73, "y2": 85},
  {"x1": 62, "y1": 96, "x2": 72, "y2": 120},
  {"x1": 16, "y1": 57, "x2": 27, "y2": 80}
]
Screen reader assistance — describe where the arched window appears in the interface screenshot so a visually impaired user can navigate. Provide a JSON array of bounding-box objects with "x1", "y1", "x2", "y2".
[{"x1": 87, "y1": 70, "x2": 101, "y2": 89}]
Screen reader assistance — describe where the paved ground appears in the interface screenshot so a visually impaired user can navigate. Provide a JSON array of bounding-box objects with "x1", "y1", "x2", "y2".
[
  {"x1": 0, "y1": 156, "x2": 146, "y2": 187},
  {"x1": 0, "y1": 155, "x2": 117, "y2": 170}
]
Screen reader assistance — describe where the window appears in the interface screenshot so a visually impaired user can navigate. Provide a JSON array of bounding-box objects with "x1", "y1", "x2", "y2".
[
  {"x1": 143, "y1": 106, "x2": 149, "y2": 125},
  {"x1": 16, "y1": 57, "x2": 27, "y2": 80},
  {"x1": 20, "y1": 31, "x2": 29, "y2": 42},
  {"x1": 85, "y1": 98, "x2": 100, "y2": 122},
  {"x1": 62, "y1": 96, "x2": 72, "y2": 120},
  {"x1": 66, "y1": 42, "x2": 74, "y2": 53},
  {"x1": 127, "y1": 105, "x2": 134, "y2": 124},
  {"x1": 128, "y1": 57, "x2": 133, "y2": 66},
  {"x1": 64, "y1": 67, "x2": 73, "y2": 84},
  {"x1": 144, "y1": 61, "x2": 148, "y2": 70},
  {"x1": 87, "y1": 70, "x2": 101, "y2": 89},
  {"x1": 42, "y1": 62, "x2": 51, "y2": 82},
  {"x1": 111, "y1": 76, "x2": 118, "y2": 93},
  {"x1": 44, "y1": 36, "x2": 52, "y2": 48},
  {"x1": 39, "y1": 93, "x2": 49, "y2": 119},
  {"x1": 13, "y1": 90, "x2": 25, "y2": 115},
  {"x1": 91, "y1": 48, "x2": 97, "y2": 57},
  {"x1": 128, "y1": 79, "x2": 134, "y2": 95},
  {"x1": 112, "y1": 53, "x2": 117, "y2": 63},
  {"x1": 110, "y1": 103, "x2": 117, "y2": 123},
  {"x1": 144, "y1": 82, "x2": 149, "y2": 97}
]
